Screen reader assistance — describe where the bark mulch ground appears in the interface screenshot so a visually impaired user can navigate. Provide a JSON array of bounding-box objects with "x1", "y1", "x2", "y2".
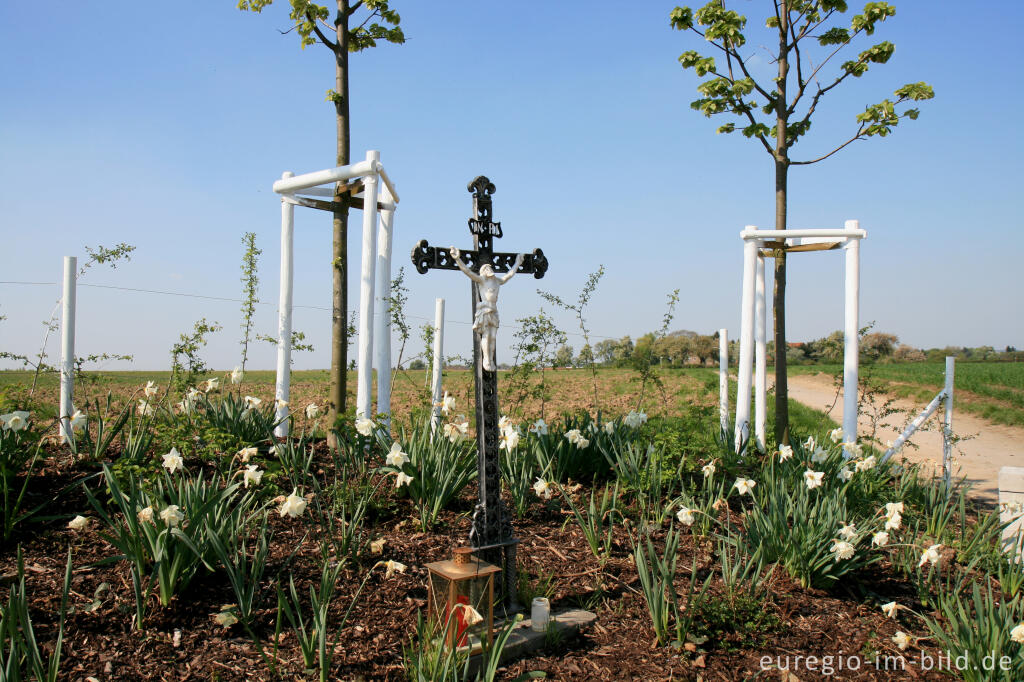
[{"x1": 2, "y1": 447, "x2": 950, "y2": 682}]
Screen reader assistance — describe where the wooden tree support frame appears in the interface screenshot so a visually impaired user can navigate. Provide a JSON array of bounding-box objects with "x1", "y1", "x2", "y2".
[
  {"x1": 270, "y1": 151, "x2": 401, "y2": 436},
  {"x1": 734, "y1": 224, "x2": 866, "y2": 453}
]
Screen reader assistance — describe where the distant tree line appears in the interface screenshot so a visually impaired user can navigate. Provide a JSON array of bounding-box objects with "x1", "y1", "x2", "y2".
[{"x1": 542, "y1": 330, "x2": 1024, "y2": 369}]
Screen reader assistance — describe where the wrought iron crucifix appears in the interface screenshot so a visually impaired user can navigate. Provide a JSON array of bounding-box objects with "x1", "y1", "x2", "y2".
[{"x1": 411, "y1": 176, "x2": 548, "y2": 610}]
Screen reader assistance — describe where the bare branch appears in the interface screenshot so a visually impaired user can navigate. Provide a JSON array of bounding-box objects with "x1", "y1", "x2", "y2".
[
  {"x1": 347, "y1": 0, "x2": 364, "y2": 16},
  {"x1": 307, "y1": 12, "x2": 338, "y2": 50},
  {"x1": 356, "y1": 8, "x2": 381, "y2": 31},
  {"x1": 791, "y1": 125, "x2": 867, "y2": 165}
]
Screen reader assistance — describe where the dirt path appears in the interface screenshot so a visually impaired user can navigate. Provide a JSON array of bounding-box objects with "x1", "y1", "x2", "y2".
[{"x1": 784, "y1": 372, "x2": 1024, "y2": 502}]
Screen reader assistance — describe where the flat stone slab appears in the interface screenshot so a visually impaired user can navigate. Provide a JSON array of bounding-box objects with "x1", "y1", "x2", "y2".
[{"x1": 466, "y1": 609, "x2": 596, "y2": 675}]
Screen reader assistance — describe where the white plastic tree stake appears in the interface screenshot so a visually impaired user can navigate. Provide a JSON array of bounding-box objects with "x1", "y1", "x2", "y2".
[
  {"x1": 58, "y1": 256, "x2": 77, "y2": 442},
  {"x1": 734, "y1": 232, "x2": 758, "y2": 450},
  {"x1": 943, "y1": 355, "x2": 955, "y2": 488},
  {"x1": 429, "y1": 298, "x2": 445, "y2": 431},
  {"x1": 754, "y1": 253, "x2": 767, "y2": 452},
  {"x1": 355, "y1": 150, "x2": 381, "y2": 419},
  {"x1": 718, "y1": 328, "x2": 728, "y2": 435},
  {"x1": 842, "y1": 219, "x2": 861, "y2": 444},
  {"x1": 374, "y1": 183, "x2": 396, "y2": 424},
  {"x1": 274, "y1": 172, "x2": 296, "y2": 438}
]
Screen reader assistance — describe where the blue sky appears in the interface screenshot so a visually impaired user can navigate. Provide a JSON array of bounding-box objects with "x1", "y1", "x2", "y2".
[{"x1": 2, "y1": 1, "x2": 1021, "y2": 371}]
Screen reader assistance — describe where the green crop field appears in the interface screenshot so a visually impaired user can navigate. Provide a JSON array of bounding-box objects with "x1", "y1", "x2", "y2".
[{"x1": 790, "y1": 361, "x2": 1024, "y2": 427}]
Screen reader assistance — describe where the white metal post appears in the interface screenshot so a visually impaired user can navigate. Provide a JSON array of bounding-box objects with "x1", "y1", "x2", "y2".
[
  {"x1": 374, "y1": 183, "x2": 395, "y2": 425},
  {"x1": 943, "y1": 356, "x2": 956, "y2": 488},
  {"x1": 274, "y1": 173, "x2": 295, "y2": 438},
  {"x1": 58, "y1": 256, "x2": 77, "y2": 442},
  {"x1": 355, "y1": 150, "x2": 381, "y2": 419},
  {"x1": 734, "y1": 232, "x2": 758, "y2": 450},
  {"x1": 754, "y1": 254, "x2": 767, "y2": 451},
  {"x1": 430, "y1": 298, "x2": 445, "y2": 431},
  {"x1": 718, "y1": 328, "x2": 728, "y2": 435},
  {"x1": 842, "y1": 220, "x2": 861, "y2": 444}
]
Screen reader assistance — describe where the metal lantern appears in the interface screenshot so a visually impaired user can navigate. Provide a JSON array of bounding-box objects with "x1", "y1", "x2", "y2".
[{"x1": 425, "y1": 547, "x2": 501, "y2": 648}]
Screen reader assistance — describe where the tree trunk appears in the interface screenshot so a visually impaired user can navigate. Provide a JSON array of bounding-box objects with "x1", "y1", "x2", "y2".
[
  {"x1": 773, "y1": 3, "x2": 791, "y2": 444},
  {"x1": 328, "y1": 0, "x2": 351, "y2": 434}
]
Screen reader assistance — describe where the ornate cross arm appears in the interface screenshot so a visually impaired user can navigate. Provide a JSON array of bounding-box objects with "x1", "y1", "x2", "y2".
[{"x1": 411, "y1": 240, "x2": 548, "y2": 279}]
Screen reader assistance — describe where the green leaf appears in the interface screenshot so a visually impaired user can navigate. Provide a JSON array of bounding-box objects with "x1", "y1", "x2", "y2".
[
  {"x1": 717, "y1": 123, "x2": 736, "y2": 134},
  {"x1": 817, "y1": 27, "x2": 850, "y2": 46},
  {"x1": 670, "y1": 6, "x2": 694, "y2": 30}
]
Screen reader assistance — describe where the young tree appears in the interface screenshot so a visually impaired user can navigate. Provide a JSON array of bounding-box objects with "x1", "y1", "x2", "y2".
[
  {"x1": 670, "y1": 1, "x2": 933, "y2": 440},
  {"x1": 239, "y1": 0, "x2": 404, "y2": 427}
]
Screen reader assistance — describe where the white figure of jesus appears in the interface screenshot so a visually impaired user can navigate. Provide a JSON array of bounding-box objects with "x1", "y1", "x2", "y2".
[{"x1": 450, "y1": 246, "x2": 526, "y2": 372}]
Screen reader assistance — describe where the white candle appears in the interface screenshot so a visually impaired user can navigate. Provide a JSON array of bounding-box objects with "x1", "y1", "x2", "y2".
[{"x1": 531, "y1": 597, "x2": 550, "y2": 632}]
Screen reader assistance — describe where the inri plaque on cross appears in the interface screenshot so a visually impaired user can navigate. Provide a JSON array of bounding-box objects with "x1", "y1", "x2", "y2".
[{"x1": 412, "y1": 176, "x2": 548, "y2": 609}]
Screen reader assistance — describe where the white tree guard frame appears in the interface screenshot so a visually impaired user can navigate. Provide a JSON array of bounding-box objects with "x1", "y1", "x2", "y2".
[
  {"x1": 271, "y1": 151, "x2": 400, "y2": 436},
  {"x1": 734, "y1": 221, "x2": 866, "y2": 452}
]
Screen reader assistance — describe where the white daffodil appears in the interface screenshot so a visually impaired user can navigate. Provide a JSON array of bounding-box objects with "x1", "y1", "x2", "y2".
[
  {"x1": 1011, "y1": 623, "x2": 1024, "y2": 644},
  {"x1": 892, "y1": 631, "x2": 912, "y2": 651},
  {"x1": 564, "y1": 428, "x2": 582, "y2": 444},
  {"x1": 144, "y1": 381, "x2": 159, "y2": 398},
  {"x1": 458, "y1": 603, "x2": 484, "y2": 627},
  {"x1": 499, "y1": 415, "x2": 512, "y2": 432},
  {"x1": 305, "y1": 403, "x2": 320, "y2": 419},
  {"x1": 918, "y1": 544, "x2": 942, "y2": 568},
  {"x1": 804, "y1": 435, "x2": 817, "y2": 451},
  {"x1": 811, "y1": 447, "x2": 829, "y2": 464},
  {"x1": 242, "y1": 464, "x2": 263, "y2": 488},
  {"x1": 385, "y1": 442, "x2": 410, "y2": 468},
  {"x1": 244, "y1": 396, "x2": 262, "y2": 410},
  {"x1": 442, "y1": 422, "x2": 463, "y2": 443},
  {"x1": 837, "y1": 467, "x2": 854, "y2": 482},
  {"x1": 160, "y1": 505, "x2": 185, "y2": 527},
  {"x1": 438, "y1": 392, "x2": 456, "y2": 416},
  {"x1": 68, "y1": 515, "x2": 89, "y2": 531},
  {"x1": 355, "y1": 417, "x2": 375, "y2": 437},
  {"x1": 533, "y1": 478, "x2": 554, "y2": 500},
  {"x1": 778, "y1": 445, "x2": 793, "y2": 462},
  {"x1": 499, "y1": 428, "x2": 520, "y2": 451},
  {"x1": 370, "y1": 538, "x2": 386, "y2": 554},
  {"x1": 238, "y1": 446, "x2": 258, "y2": 462},
  {"x1": 395, "y1": 472, "x2": 414, "y2": 488},
  {"x1": 829, "y1": 427, "x2": 843, "y2": 444},
  {"x1": 881, "y1": 601, "x2": 899, "y2": 619},
  {"x1": 162, "y1": 447, "x2": 184, "y2": 473},
  {"x1": 854, "y1": 455, "x2": 876, "y2": 472},
  {"x1": 831, "y1": 540, "x2": 855, "y2": 561},
  {"x1": 702, "y1": 461, "x2": 716, "y2": 478},
  {"x1": 383, "y1": 559, "x2": 407, "y2": 579},
  {"x1": 623, "y1": 410, "x2": 648, "y2": 428},
  {"x1": 872, "y1": 531, "x2": 890, "y2": 547},
  {"x1": 676, "y1": 506, "x2": 695, "y2": 526},
  {"x1": 275, "y1": 398, "x2": 288, "y2": 409},
  {"x1": 884, "y1": 502, "x2": 904, "y2": 518},
  {"x1": 138, "y1": 506, "x2": 155, "y2": 524},
  {"x1": 204, "y1": 377, "x2": 219, "y2": 393},
  {"x1": 803, "y1": 469, "x2": 825, "y2": 490},
  {"x1": 231, "y1": 367, "x2": 244, "y2": 385},
  {"x1": 733, "y1": 477, "x2": 756, "y2": 496},
  {"x1": 1, "y1": 411, "x2": 31, "y2": 432},
  {"x1": 529, "y1": 418, "x2": 549, "y2": 436},
  {"x1": 838, "y1": 523, "x2": 857, "y2": 541},
  {"x1": 885, "y1": 512, "x2": 903, "y2": 531},
  {"x1": 841, "y1": 441, "x2": 863, "y2": 458},
  {"x1": 69, "y1": 409, "x2": 87, "y2": 432},
  {"x1": 603, "y1": 421, "x2": 615, "y2": 435},
  {"x1": 137, "y1": 400, "x2": 154, "y2": 417},
  {"x1": 279, "y1": 490, "x2": 307, "y2": 518}
]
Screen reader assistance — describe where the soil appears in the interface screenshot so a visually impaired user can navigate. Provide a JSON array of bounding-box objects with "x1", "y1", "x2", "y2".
[
  {"x1": 3, "y1": 444, "x2": 954, "y2": 682},
  {"x1": 785, "y1": 372, "x2": 1024, "y2": 502}
]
